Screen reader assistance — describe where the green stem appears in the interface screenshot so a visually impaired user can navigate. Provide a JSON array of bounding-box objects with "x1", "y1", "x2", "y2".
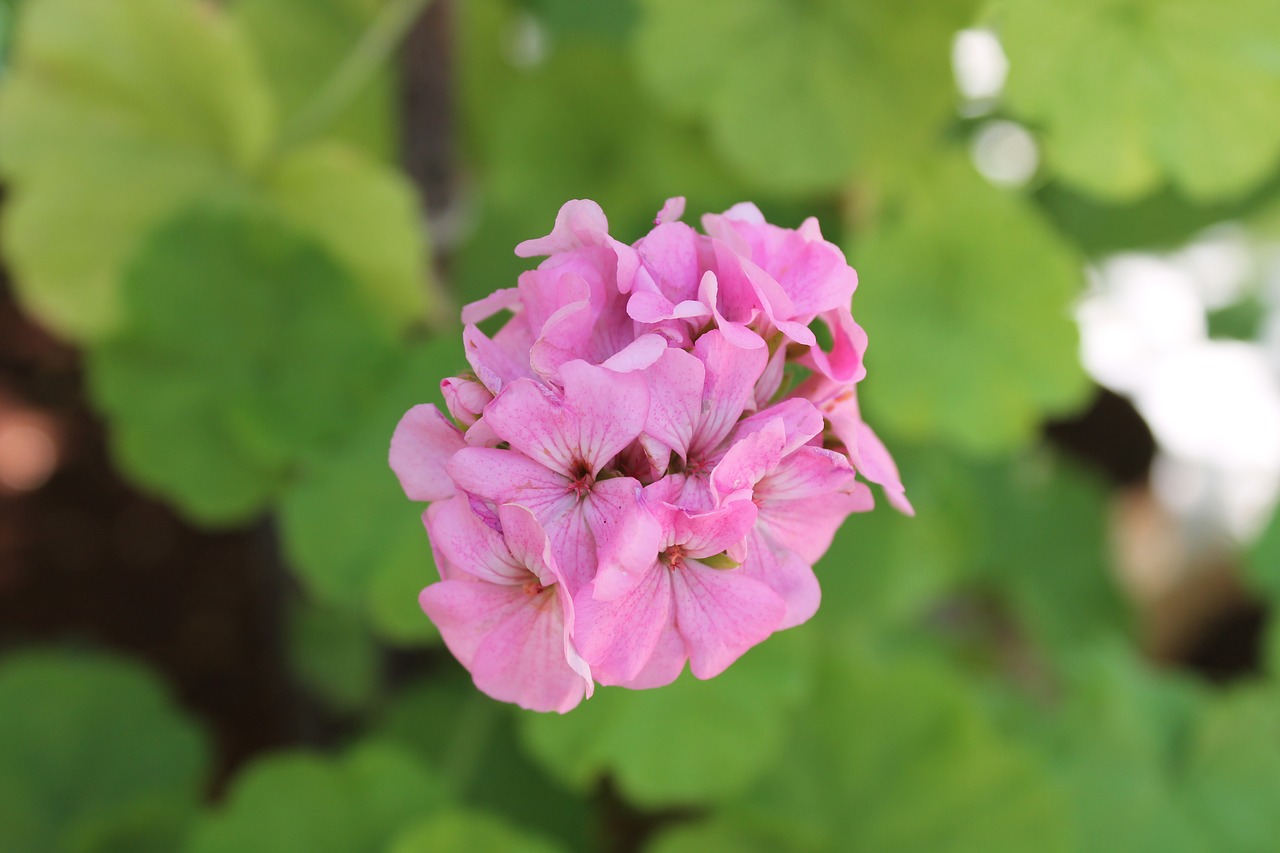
[{"x1": 275, "y1": 0, "x2": 436, "y2": 154}]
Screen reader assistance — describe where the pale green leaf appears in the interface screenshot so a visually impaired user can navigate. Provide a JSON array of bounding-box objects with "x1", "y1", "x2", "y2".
[
  {"x1": 0, "y1": 0, "x2": 273, "y2": 338},
  {"x1": 266, "y1": 143, "x2": 435, "y2": 331},
  {"x1": 850, "y1": 154, "x2": 1090, "y2": 452},
  {"x1": 234, "y1": 0, "x2": 398, "y2": 160},
  {"x1": 1001, "y1": 0, "x2": 1280, "y2": 202},
  {"x1": 635, "y1": 0, "x2": 977, "y2": 193}
]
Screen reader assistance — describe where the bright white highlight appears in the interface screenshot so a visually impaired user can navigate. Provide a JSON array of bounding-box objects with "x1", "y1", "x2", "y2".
[
  {"x1": 952, "y1": 29, "x2": 1008, "y2": 102},
  {"x1": 972, "y1": 120, "x2": 1039, "y2": 187}
]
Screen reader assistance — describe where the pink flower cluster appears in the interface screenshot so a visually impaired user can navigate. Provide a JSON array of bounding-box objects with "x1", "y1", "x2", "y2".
[{"x1": 390, "y1": 198, "x2": 910, "y2": 713}]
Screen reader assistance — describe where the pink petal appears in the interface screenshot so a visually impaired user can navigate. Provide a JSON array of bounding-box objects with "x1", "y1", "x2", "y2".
[
  {"x1": 440, "y1": 375, "x2": 491, "y2": 427},
  {"x1": 600, "y1": 333, "x2": 668, "y2": 373},
  {"x1": 390, "y1": 404, "x2": 465, "y2": 501},
  {"x1": 636, "y1": 221, "x2": 702, "y2": 305},
  {"x1": 592, "y1": 485, "x2": 664, "y2": 602},
  {"x1": 575, "y1": 567, "x2": 672, "y2": 686},
  {"x1": 620, "y1": 620, "x2": 687, "y2": 689},
  {"x1": 426, "y1": 495, "x2": 525, "y2": 584},
  {"x1": 735, "y1": 398, "x2": 826, "y2": 456},
  {"x1": 671, "y1": 563, "x2": 785, "y2": 680},
  {"x1": 698, "y1": 270, "x2": 764, "y2": 350},
  {"x1": 655, "y1": 196, "x2": 686, "y2": 225},
  {"x1": 738, "y1": 528, "x2": 820, "y2": 629},
  {"x1": 675, "y1": 498, "x2": 759, "y2": 559},
  {"x1": 753, "y1": 343, "x2": 788, "y2": 410},
  {"x1": 689, "y1": 329, "x2": 768, "y2": 456},
  {"x1": 461, "y1": 287, "x2": 522, "y2": 325},
  {"x1": 463, "y1": 321, "x2": 535, "y2": 395},
  {"x1": 758, "y1": 486, "x2": 873, "y2": 565},
  {"x1": 422, "y1": 579, "x2": 588, "y2": 713},
  {"x1": 482, "y1": 361, "x2": 649, "y2": 478},
  {"x1": 709, "y1": 420, "x2": 786, "y2": 505},
  {"x1": 446, "y1": 447, "x2": 575, "y2": 518},
  {"x1": 799, "y1": 307, "x2": 867, "y2": 384},
  {"x1": 641, "y1": 348, "x2": 705, "y2": 462},
  {"x1": 515, "y1": 199, "x2": 611, "y2": 258}
]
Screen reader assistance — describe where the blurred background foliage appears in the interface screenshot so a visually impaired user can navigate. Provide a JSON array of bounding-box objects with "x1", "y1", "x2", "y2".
[{"x1": 2, "y1": 0, "x2": 1280, "y2": 850}]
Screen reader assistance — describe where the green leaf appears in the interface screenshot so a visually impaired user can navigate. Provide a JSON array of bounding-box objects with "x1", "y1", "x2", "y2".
[
  {"x1": 727, "y1": 649, "x2": 1072, "y2": 852},
  {"x1": 186, "y1": 742, "x2": 450, "y2": 853},
  {"x1": 1026, "y1": 645, "x2": 1209, "y2": 853},
  {"x1": 289, "y1": 602, "x2": 382, "y2": 713},
  {"x1": 850, "y1": 154, "x2": 1090, "y2": 453},
  {"x1": 266, "y1": 142, "x2": 435, "y2": 331},
  {"x1": 1000, "y1": 0, "x2": 1280, "y2": 202},
  {"x1": 0, "y1": 0, "x2": 434, "y2": 341},
  {"x1": 457, "y1": 3, "x2": 750, "y2": 305},
  {"x1": 385, "y1": 812, "x2": 566, "y2": 853},
  {"x1": 519, "y1": 629, "x2": 813, "y2": 809},
  {"x1": 645, "y1": 822, "x2": 778, "y2": 853},
  {"x1": 0, "y1": 0, "x2": 273, "y2": 339},
  {"x1": 1183, "y1": 686, "x2": 1280, "y2": 851},
  {"x1": 88, "y1": 201, "x2": 401, "y2": 525},
  {"x1": 0, "y1": 651, "x2": 209, "y2": 853},
  {"x1": 233, "y1": 0, "x2": 398, "y2": 161},
  {"x1": 280, "y1": 336, "x2": 462, "y2": 642},
  {"x1": 374, "y1": 674, "x2": 594, "y2": 851},
  {"x1": 634, "y1": 0, "x2": 977, "y2": 193},
  {"x1": 968, "y1": 452, "x2": 1131, "y2": 653},
  {"x1": 1243, "y1": 505, "x2": 1280, "y2": 603},
  {"x1": 815, "y1": 444, "x2": 980, "y2": 639}
]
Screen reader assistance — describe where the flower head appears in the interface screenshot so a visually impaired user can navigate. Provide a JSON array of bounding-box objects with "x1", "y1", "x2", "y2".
[{"x1": 390, "y1": 198, "x2": 909, "y2": 711}]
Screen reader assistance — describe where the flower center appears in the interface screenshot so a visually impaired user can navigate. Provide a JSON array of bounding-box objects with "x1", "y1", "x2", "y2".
[
  {"x1": 658, "y1": 545, "x2": 687, "y2": 570},
  {"x1": 522, "y1": 579, "x2": 547, "y2": 596},
  {"x1": 568, "y1": 458, "x2": 594, "y2": 498}
]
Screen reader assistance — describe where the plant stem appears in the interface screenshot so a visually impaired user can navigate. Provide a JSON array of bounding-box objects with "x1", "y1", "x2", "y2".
[{"x1": 276, "y1": 0, "x2": 436, "y2": 154}]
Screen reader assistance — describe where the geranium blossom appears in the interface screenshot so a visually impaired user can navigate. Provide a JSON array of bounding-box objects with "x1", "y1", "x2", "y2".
[{"x1": 390, "y1": 198, "x2": 909, "y2": 712}]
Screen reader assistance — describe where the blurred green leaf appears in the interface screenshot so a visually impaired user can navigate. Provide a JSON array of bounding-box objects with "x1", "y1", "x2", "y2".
[
  {"x1": 726, "y1": 649, "x2": 1072, "y2": 852},
  {"x1": 186, "y1": 742, "x2": 449, "y2": 853},
  {"x1": 815, "y1": 444, "x2": 980, "y2": 639},
  {"x1": 280, "y1": 336, "x2": 462, "y2": 642},
  {"x1": 375, "y1": 673, "x2": 595, "y2": 851},
  {"x1": 1001, "y1": 0, "x2": 1280, "y2": 202},
  {"x1": 289, "y1": 602, "x2": 381, "y2": 713},
  {"x1": 1183, "y1": 685, "x2": 1280, "y2": 851},
  {"x1": 0, "y1": 0, "x2": 433, "y2": 341},
  {"x1": 385, "y1": 811, "x2": 566, "y2": 853},
  {"x1": 0, "y1": 651, "x2": 209, "y2": 853},
  {"x1": 1243, "y1": 504, "x2": 1280, "y2": 603},
  {"x1": 457, "y1": 1, "x2": 748, "y2": 304},
  {"x1": 266, "y1": 141, "x2": 436, "y2": 331},
  {"x1": 0, "y1": 0, "x2": 271, "y2": 339},
  {"x1": 969, "y1": 453, "x2": 1131, "y2": 654},
  {"x1": 519, "y1": 629, "x2": 813, "y2": 809},
  {"x1": 645, "y1": 822, "x2": 776, "y2": 853},
  {"x1": 234, "y1": 0, "x2": 397, "y2": 161},
  {"x1": 634, "y1": 0, "x2": 976, "y2": 194},
  {"x1": 851, "y1": 154, "x2": 1089, "y2": 453},
  {"x1": 89, "y1": 202, "x2": 400, "y2": 525},
  {"x1": 1026, "y1": 645, "x2": 1209, "y2": 853}
]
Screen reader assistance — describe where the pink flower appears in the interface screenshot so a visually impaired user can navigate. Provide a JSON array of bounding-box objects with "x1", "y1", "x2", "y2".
[
  {"x1": 575, "y1": 477, "x2": 786, "y2": 688},
  {"x1": 389, "y1": 197, "x2": 909, "y2": 711},
  {"x1": 421, "y1": 500, "x2": 592, "y2": 713},
  {"x1": 445, "y1": 360, "x2": 650, "y2": 593}
]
